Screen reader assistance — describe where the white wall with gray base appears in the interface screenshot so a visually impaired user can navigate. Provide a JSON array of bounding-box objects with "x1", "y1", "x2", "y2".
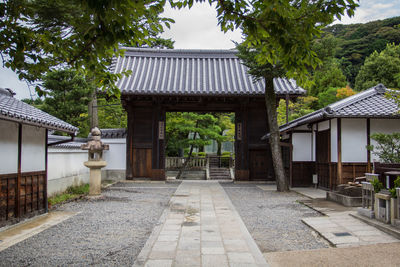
[{"x1": 47, "y1": 138, "x2": 126, "y2": 197}]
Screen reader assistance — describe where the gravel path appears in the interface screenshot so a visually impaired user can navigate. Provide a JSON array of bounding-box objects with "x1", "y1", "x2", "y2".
[
  {"x1": 0, "y1": 184, "x2": 177, "y2": 267},
  {"x1": 222, "y1": 183, "x2": 330, "y2": 253}
]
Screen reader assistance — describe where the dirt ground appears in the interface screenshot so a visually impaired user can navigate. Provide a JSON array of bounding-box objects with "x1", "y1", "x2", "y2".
[{"x1": 265, "y1": 242, "x2": 400, "y2": 267}]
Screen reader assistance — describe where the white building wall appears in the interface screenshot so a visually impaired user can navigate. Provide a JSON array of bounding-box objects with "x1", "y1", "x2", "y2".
[
  {"x1": 341, "y1": 118, "x2": 367, "y2": 162},
  {"x1": 330, "y1": 119, "x2": 338, "y2": 162},
  {"x1": 21, "y1": 125, "x2": 46, "y2": 172},
  {"x1": 292, "y1": 132, "x2": 312, "y2": 161},
  {"x1": 0, "y1": 120, "x2": 19, "y2": 174},
  {"x1": 47, "y1": 148, "x2": 89, "y2": 196},
  {"x1": 370, "y1": 118, "x2": 400, "y2": 162},
  {"x1": 317, "y1": 120, "x2": 330, "y2": 131},
  {"x1": 103, "y1": 138, "x2": 126, "y2": 170}
]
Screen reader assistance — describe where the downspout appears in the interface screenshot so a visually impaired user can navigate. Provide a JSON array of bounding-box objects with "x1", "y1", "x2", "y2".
[{"x1": 47, "y1": 134, "x2": 75, "y2": 146}]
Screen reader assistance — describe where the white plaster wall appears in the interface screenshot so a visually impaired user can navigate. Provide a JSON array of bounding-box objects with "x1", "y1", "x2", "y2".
[
  {"x1": 47, "y1": 148, "x2": 89, "y2": 196},
  {"x1": 330, "y1": 119, "x2": 338, "y2": 162},
  {"x1": 21, "y1": 125, "x2": 46, "y2": 172},
  {"x1": 0, "y1": 120, "x2": 19, "y2": 174},
  {"x1": 292, "y1": 132, "x2": 312, "y2": 161},
  {"x1": 103, "y1": 138, "x2": 126, "y2": 170},
  {"x1": 341, "y1": 118, "x2": 367, "y2": 162},
  {"x1": 318, "y1": 120, "x2": 330, "y2": 131},
  {"x1": 370, "y1": 118, "x2": 400, "y2": 162}
]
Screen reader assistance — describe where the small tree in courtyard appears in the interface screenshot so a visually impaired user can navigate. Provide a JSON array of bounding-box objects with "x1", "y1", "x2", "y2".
[{"x1": 212, "y1": 0, "x2": 358, "y2": 191}]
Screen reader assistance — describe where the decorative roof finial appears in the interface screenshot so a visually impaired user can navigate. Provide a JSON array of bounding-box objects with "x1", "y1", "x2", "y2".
[{"x1": 375, "y1": 84, "x2": 386, "y2": 94}]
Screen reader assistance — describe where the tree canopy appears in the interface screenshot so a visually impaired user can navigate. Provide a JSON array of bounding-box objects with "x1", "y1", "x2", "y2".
[
  {"x1": 0, "y1": 0, "x2": 173, "y2": 96},
  {"x1": 354, "y1": 43, "x2": 400, "y2": 90},
  {"x1": 322, "y1": 16, "x2": 400, "y2": 86}
]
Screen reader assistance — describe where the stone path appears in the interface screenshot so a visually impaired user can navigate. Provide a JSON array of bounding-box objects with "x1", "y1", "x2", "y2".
[
  {"x1": 302, "y1": 211, "x2": 399, "y2": 248},
  {"x1": 137, "y1": 181, "x2": 268, "y2": 267},
  {"x1": 291, "y1": 187, "x2": 327, "y2": 200},
  {"x1": 0, "y1": 211, "x2": 76, "y2": 252}
]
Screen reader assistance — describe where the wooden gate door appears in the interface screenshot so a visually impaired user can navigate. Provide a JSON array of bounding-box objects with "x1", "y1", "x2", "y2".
[
  {"x1": 132, "y1": 148, "x2": 152, "y2": 178},
  {"x1": 316, "y1": 129, "x2": 330, "y2": 189},
  {"x1": 249, "y1": 150, "x2": 274, "y2": 181}
]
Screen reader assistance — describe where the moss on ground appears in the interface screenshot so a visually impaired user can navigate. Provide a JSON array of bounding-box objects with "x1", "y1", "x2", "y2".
[{"x1": 48, "y1": 184, "x2": 89, "y2": 206}]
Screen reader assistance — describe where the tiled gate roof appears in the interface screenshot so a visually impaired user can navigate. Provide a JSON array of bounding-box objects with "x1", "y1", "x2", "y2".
[{"x1": 112, "y1": 48, "x2": 306, "y2": 97}]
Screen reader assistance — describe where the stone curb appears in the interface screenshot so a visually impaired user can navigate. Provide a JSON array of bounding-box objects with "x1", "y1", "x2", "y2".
[
  {"x1": 349, "y1": 213, "x2": 400, "y2": 240},
  {"x1": 300, "y1": 218, "x2": 336, "y2": 248},
  {"x1": 132, "y1": 187, "x2": 177, "y2": 267}
]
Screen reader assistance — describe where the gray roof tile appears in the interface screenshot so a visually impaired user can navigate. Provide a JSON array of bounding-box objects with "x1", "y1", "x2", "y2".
[
  {"x1": 112, "y1": 48, "x2": 306, "y2": 97},
  {"x1": 274, "y1": 84, "x2": 399, "y2": 135},
  {"x1": 0, "y1": 88, "x2": 78, "y2": 134},
  {"x1": 88, "y1": 128, "x2": 127, "y2": 139}
]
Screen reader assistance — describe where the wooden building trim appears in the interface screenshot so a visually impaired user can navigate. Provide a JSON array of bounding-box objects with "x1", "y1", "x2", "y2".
[
  {"x1": 126, "y1": 106, "x2": 134, "y2": 180},
  {"x1": 337, "y1": 118, "x2": 342, "y2": 185},
  {"x1": 45, "y1": 129, "x2": 48, "y2": 212},
  {"x1": 16, "y1": 123, "x2": 22, "y2": 218},
  {"x1": 367, "y1": 118, "x2": 371, "y2": 172}
]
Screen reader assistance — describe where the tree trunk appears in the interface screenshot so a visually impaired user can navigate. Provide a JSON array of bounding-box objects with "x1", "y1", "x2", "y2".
[
  {"x1": 264, "y1": 77, "x2": 289, "y2": 192},
  {"x1": 176, "y1": 128, "x2": 198, "y2": 180},
  {"x1": 217, "y1": 141, "x2": 222, "y2": 156},
  {"x1": 89, "y1": 90, "x2": 98, "y2": 129}
]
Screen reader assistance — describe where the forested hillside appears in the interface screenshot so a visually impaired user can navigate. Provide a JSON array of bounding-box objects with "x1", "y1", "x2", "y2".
[
  {"x1": 324, "y1": 16, "x2": 400, "y2": 86},
  {"x1": 279, "y1": 16, "x2": 400, "y2": 125}
]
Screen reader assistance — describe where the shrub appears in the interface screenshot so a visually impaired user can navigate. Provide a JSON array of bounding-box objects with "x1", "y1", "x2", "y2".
[
  {"x1": 389, "y1": 176, "x2": 400, "y2": 198},
  {"x1": 197, "y1": 152, "x2": 206, "y2": 158},
  {"x1": 367, "y1": 133, "x2": 400, "y2": 163},
  {"x1": 371, "y1": 178, "x2": 384, "y2": 193}
]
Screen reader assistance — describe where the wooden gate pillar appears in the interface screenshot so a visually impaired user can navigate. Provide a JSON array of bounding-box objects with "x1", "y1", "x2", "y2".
[
  {"x1": 235, "y1": 107, "x2": 250, "y2": 180},
  {"x1": 151, "y1": 106, "x2": 165, "y2": 180},
  {"x1": 126, "y1": 105, "x2": 134, "y2": 180}
]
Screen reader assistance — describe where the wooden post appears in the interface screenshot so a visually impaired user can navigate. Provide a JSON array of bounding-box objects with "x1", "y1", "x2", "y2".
[
  {"x1": 367, "y1": 118, "x2": 371, "y2": 172},
  {"x1": 328, "y1": 119, "x2": 332, "y2": 189},
  {"x1": 289, "y1": 133, "x2": 293, "y2": 187},
  {"x1": 126, "y1": 106, "x2": 133, "y2": 180},
  {"x1": 285, "y1": 94, "x2": 289, "y2": 124},
  {"x1": 45, "y1": 129, "x2": 48, "y2": 212},
  {"x1": 337, "y1": 118, "x2": 342, "y2": 185},
  {"x1": 17, "y1": 123, "x2": 22, "y2": 218}
]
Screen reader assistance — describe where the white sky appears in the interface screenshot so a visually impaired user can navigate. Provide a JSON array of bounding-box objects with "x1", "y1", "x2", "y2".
[{"x1": 1, "y1": 0, "x2": 399, "y2": 99}]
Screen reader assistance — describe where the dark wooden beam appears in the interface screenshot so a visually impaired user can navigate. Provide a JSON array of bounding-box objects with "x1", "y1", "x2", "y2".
[
  {"x1": 328, "y1": 119, "x2": 332, "y2": 190},
  {"x1": 45, "y1": 129, "x2": 48, "y2": 212},
  {"x1": 285, "y1": 94, "x2": 289, "y2": 124},
  {"x1": 17, "y1": 123, "x2": 22, "y2": 218},
  {"x1": 126, "y1": 106, "x2": 134, "y2": 180},
  {"x1": 367, "y1": 118, "x2": 371, "y2": 172},
  {"x1": 337, "y1": 118, "x2": 342, "y2": 185}
]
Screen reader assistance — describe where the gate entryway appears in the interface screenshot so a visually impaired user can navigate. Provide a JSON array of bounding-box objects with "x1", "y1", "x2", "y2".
[{"x1": 113, "y1": 48, "x2": 306, "y2": 181}]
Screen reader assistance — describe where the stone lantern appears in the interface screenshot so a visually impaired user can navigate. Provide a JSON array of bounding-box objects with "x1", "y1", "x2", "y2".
[{"x1": 81, "y1": 127, "x2": 109, "y2": 195}]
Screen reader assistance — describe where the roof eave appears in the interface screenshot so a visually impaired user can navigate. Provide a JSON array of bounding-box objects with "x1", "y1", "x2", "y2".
[{"x1": 0, "y1": 114, "x2": 78, "y2": 135}]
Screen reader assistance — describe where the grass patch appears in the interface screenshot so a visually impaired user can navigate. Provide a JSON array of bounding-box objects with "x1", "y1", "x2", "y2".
[{"x1": 49, "y1": 184, "x2": 89, "y2": 206}]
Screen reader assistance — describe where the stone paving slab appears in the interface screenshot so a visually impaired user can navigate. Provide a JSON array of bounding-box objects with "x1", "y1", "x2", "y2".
[
  {"x1": 302, "y1": 211, "x2": 399, "y2": 248},
  {"x1": 291, "y1": 187, "x2": 327, "y2": 200},
  {"x1": 0, "y1": 211, "x2": 77, "y2": 252},
  {"x1": 138, "y1": 181, "x2": 269, "y2": 267}
]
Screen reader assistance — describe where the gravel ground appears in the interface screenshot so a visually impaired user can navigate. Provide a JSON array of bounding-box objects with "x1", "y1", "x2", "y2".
[
  {"x1": 111, "y1": 181, "x2": 180, "y2": 188},
  {"x1": 222, "y1": 183, "x2": 330, "y2": 253},
  {"x1": 0, "y1": 184, "x2": 177, "y2": 267}
]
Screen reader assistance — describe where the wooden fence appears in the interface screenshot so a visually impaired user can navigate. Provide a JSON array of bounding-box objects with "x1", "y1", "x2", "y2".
[{"x1": 0, "y1": 171, "x2": 47, "y2": 227}]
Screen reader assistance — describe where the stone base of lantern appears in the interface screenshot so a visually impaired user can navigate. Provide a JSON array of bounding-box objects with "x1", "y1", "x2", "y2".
[{"x1": 84, "y1": 160, "x2": 107, "y2": 196}]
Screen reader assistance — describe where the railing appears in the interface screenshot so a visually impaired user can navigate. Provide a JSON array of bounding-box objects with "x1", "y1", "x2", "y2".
[
  {"x1": 165, "y1": 157, "x2": 208, "y2": 170},
  {"x1": 209, "y1": 156, "x2": 235, "y2": 169}
]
